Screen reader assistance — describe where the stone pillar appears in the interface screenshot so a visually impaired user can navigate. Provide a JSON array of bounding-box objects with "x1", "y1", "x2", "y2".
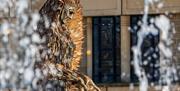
[
  {"x1": 86, "y1": 17, "x2": 93, "y2": 78},
  {"x1": 171, "y1": 14, "x2": 180, "y2": 73},
  {"x1": 121, "y1": 16, "x2": 131, "y2": 82}
]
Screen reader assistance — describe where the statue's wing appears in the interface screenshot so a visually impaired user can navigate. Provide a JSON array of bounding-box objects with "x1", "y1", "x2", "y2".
[
  {"x1": 38, "y1": 0, "x2": 83, "y2": 71},
  {"x1": 65, "y1": 7, "x2": 84, "y2": 71}
]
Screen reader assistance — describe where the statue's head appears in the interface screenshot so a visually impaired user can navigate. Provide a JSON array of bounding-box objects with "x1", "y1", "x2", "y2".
[
  {"x1": 41, "y1": 0, "x2": 81, "y2": 24},
  {"x1": 60, "y1": 0, "x2": 81, "y2": 23}
]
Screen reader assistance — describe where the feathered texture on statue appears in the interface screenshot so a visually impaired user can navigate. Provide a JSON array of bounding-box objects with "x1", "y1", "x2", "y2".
[{"x1": 37, "y1": 0, "x2": 101, "y2": 90}]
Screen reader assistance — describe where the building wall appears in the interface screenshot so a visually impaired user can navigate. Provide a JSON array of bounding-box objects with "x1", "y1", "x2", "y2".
[
  {"x1": 82, "y1": 14, "x2": 180, "y2": 91},
  {"x1": 81, "y1": 1, "x2": 180, "y2": 89},
  {"x1": 1, "y1": 0, "x2": 180, "y2": 17},
  {"x1": 81, "y1": 0, "x2": 121, "y2": 16},
  {"x1": 122, "y1": 0, "x2": 180, "y2": 15},
  {"x1": 81, "y1": 0, "x2": 180, "y2": 16},
  {"x1": 172, "y1": 14, "x2": 180, "y2": 72}
]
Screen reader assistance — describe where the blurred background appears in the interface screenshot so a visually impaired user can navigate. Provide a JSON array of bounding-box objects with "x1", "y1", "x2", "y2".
[{"x1": 1, "y1": 0, "x2": 180, "y2": 91}]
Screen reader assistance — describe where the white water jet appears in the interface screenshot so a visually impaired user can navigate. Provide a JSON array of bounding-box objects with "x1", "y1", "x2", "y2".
[
  {"x1": 132, "y1": 0, "x2": 150, "y2": 91},
  {"x1": 0, "y1": 0, "x2": 51, "y2": 90},
  {"x1": 132, "y1": 0, "x2": 177, "y2": 91}
]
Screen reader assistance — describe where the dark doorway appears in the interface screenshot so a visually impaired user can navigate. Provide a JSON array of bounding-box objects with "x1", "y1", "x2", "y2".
[{"x1": 92, "y1": 16, "x2": 121, "y2": 83}]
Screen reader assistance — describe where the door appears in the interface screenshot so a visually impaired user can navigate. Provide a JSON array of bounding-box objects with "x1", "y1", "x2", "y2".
[{"x1": 92, "y1": 16, "x2": 121, "y2": 83}]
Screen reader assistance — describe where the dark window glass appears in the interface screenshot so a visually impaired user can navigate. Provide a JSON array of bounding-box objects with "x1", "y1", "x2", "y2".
[
  {"x1": 130, "y1": 15, "x2": 160, "y2": 84},
  {"x1": 92, "y1": 16, "x2": 121, "y2": 83}
]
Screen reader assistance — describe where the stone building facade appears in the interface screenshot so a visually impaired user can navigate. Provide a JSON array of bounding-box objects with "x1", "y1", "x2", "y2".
[{"x1": 80, "y1": 0, "x2": 180, "y2": 91}]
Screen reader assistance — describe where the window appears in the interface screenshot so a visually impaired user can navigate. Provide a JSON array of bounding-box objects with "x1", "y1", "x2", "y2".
[
  {"x1": 130, "y1": 15, "x2": 160, "y2": 83},
  {"x1": 92, "y1": 16, "x2": 121, "y2": 83}
]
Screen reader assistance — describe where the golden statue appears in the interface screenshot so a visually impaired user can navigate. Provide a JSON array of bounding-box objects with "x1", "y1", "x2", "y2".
[{"x1": 37, "y1": 0, "x2": 101, "y2": 90}]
